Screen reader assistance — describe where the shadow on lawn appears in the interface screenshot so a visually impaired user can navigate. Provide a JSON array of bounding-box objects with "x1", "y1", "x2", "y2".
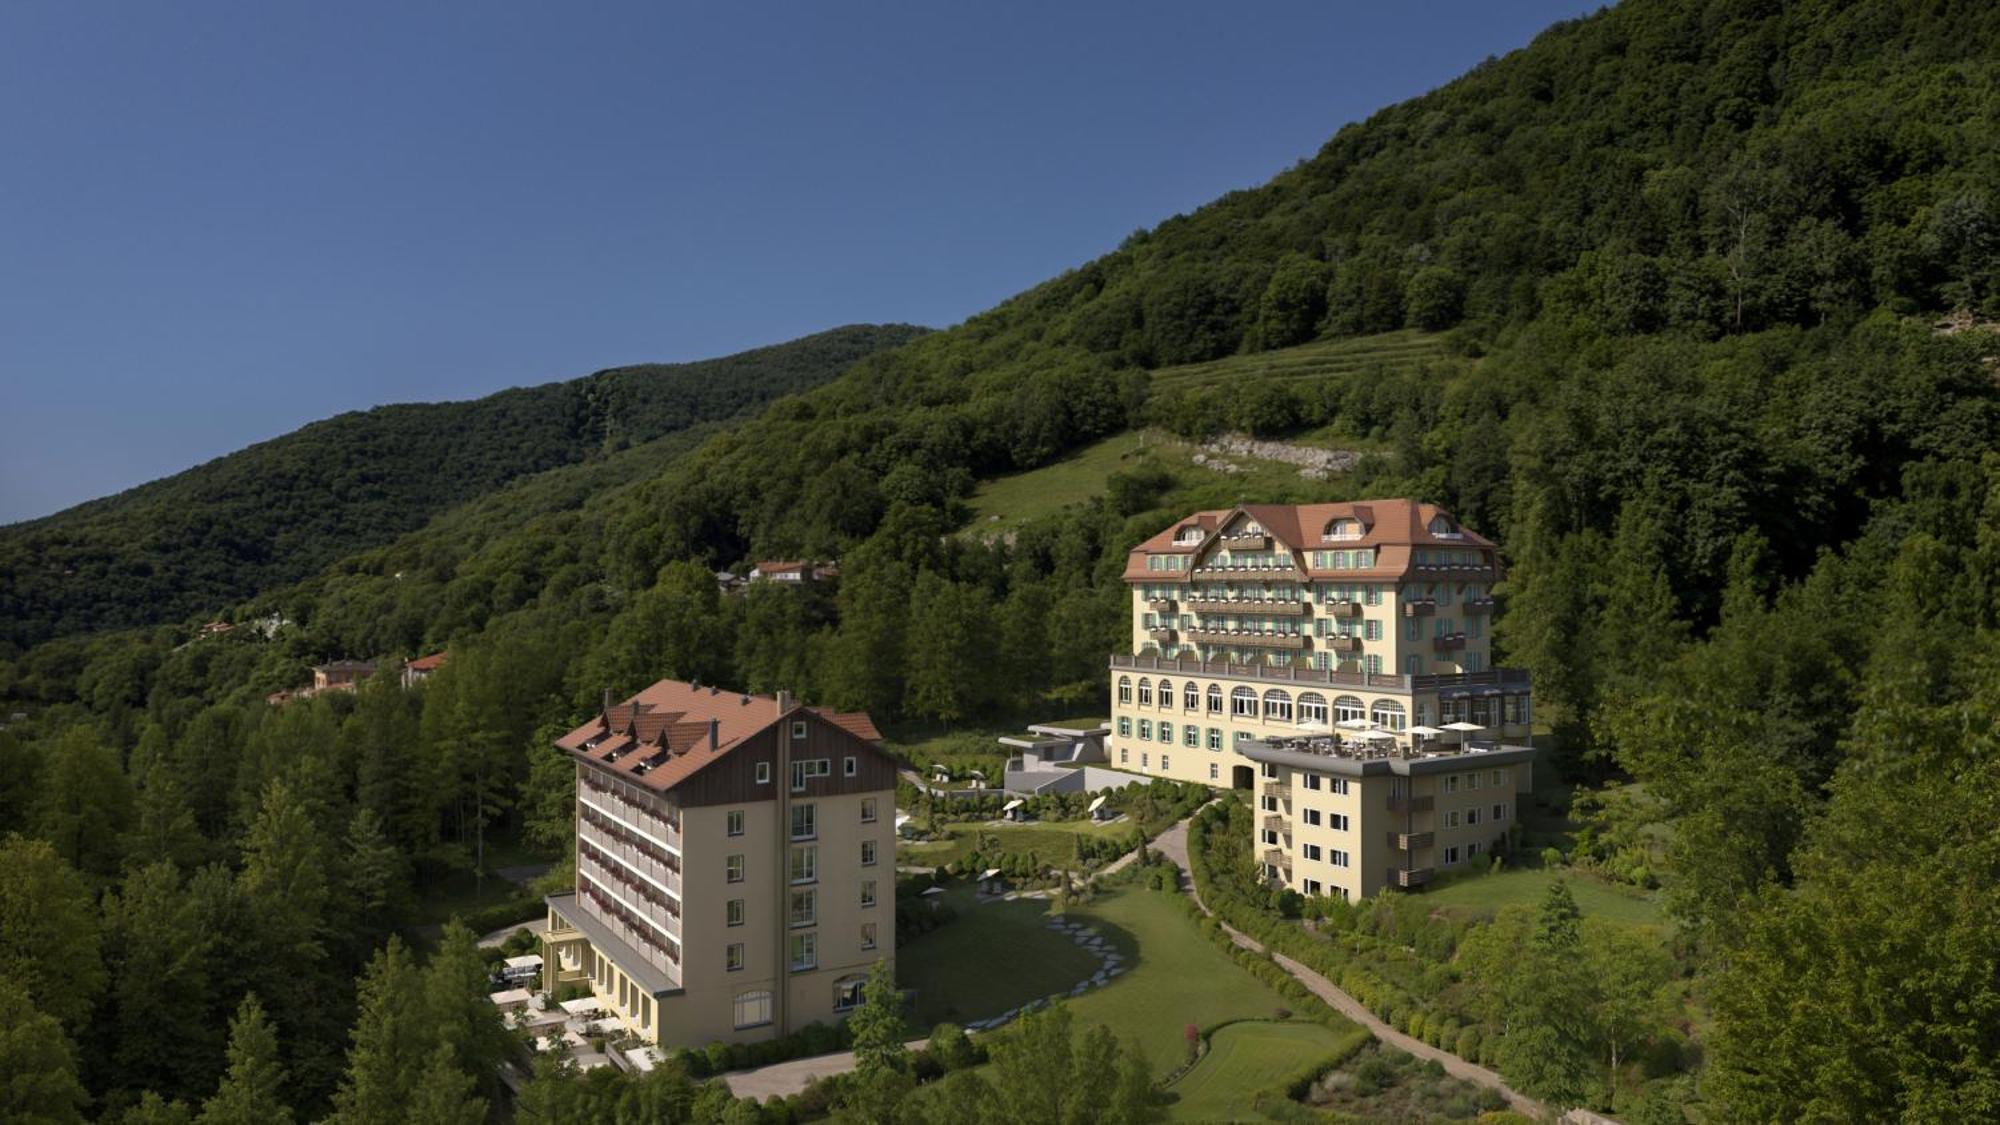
[{"x1": 901, "y1": 890, "x2": 1144, "y2": 1033}]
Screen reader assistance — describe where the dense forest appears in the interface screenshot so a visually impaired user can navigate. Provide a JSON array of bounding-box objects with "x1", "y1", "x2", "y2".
[
  {"x1": 3, "y1": 0, "x2": 2000, "y2": 1119},
  {"x1": 0, "y1": 324, "x2": 927, "y2": 650}
]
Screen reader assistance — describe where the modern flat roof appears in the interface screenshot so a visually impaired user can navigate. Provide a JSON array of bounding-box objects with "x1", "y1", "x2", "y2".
[
  {"x1": 1234, "y1": 740, "x2": 1535, "y2": 778},
  {"x1": 545, "y1": 892, "x2": 683, "y2": 998}
]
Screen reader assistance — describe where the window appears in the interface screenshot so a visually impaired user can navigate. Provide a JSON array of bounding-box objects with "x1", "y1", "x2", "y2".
[
  {"x1": 1141, "y1": 753, "x2": 1149, "y2": 769},
  {"x1": 1298, "y1": 693, "x2": 1328, "y2": 726},
  {"x1": 727, "y1": 899, "x2": 745, "y2": 926},
  {"x1": 1333, "y1": 696, "x2": 1365, "y2": 724},
  {"x1": 1330, "y1": 849, "x2": 1350, "y2": 868},
  {"x1": 1493, "y1": 804, "x2": 1506, "y2": 821},
  {"x1": 1159, "y1": 722, "x2": 1173, "y2": 744},
  {"x1": 1490, "y1": 769, "x2": 1504, "y2": 787},
  {"x1": 792, "y1": 720, "x2": 808, "y2": 741},
  {"x1": 1184, "y1": 683, "x2": 1199, "y2": 710},
  {"x1": 792, "y1": 758, "x2": 831, "y2": 791},
  {"x1": 790, "y1": 844, "x2": 817, "y2": 884},
  {"x1": 861, "y1": 839, "x2": 878, "y2": 866},
  {"x1": 792, "y1": 803, "x2": 817, "y2": 840},
  {"x1": 1330, "y1": 778, "x2": 1349, "y2": 795},
  {"x1": 1303, "y1": 774, "x2": 1322, "y2": 792},
  {"x1": 1444, "y1": 810, "x2": 1460, "y2": 828},
  {"x1": 1261, "y1": 762, "x2": 1278, "y2": 780},
  {"x1": 844, "y1": 756, "x2": 857, "y2": 777},
  {"x1": 1468, "y1": 842, "x2": 1481, "y2": 858},
  {"x1": 1207, "y1": 727, "x2": 1222, "y2": 751},
  {"x1": 1117, "y1": 717, "x2": 1131, "y2": 737},
  {"x1": 1209, "y1": 763, "x2": 1219, "y2": 781},
  {"x1": 1207, "y1": 685, "x2": 1223, "y2": 714},
  {"x1": 734, "y1": 990, "x2": 773, "y2": 1029},
  {"x1": 1303, "y1": 843, "x2": 1323, "y2": 861},
  {"x1": 1118, "y1": 677, "x2": 1132, "y2": 705},
  {"x1": 1469, "y1": 772, "x2": 1482, "y2": 790},
  {"x1": 726, "y1": 810, "x2": 745, "y2": 837},
  {"x1": 862, "y1": 922, "x2": 878, "y2": 950},
  {"x1": 1263, "y1": 690, "x2": 1293, "y2": 722},
  {"x1": 1161, "y1": 755, "x2": 1170, "y2": 773},
  {"x1": 1467, "y1": 807, "x2": 1481, "y2": 826},
  {"x1": 861, "y1": 797, "x2": 878, "y2": 823},
  {"x1": 789, "y1": 933, "x2": 817, "y2": 971},
  {"x1": 1231, "y1": 687, "x2": 1258, "y2": 717},
  {"x1": 1262, "y1": 829, "x2": 1279, "y2": 845},
  {"x1": 726, "y1": 943, "x2": 744, "y2": 971},
  {"x1": 756, "y1": 761, "x2": 771, "y2": 785},
  {"x1": 1305, "y1": 879, "x2": 1322, "y2": 895},
  {"x1": 1120, "y1": 747, "x2": 1128, "y2": 764},
  {"x1": 726, "y1": 854, "x2": 745, "y2": 883},
  {"x1": 790, "y1": 888, "x2": 817, "y2": 928},
  {"x1": 1137, "y1": 679, "x2": 1153, "y2": 706},
  {"x1": 1330, "y1": 813, "x2": 1349, "y2": 831},
  {"x1": 861, "y1": 879, "x2": 877, "y2": 908},
  {"x1": 1157, "y1": 680, "x2": 1173, "y2": 708},
  {"x1": 834, "y1": 977, "x2": 866, "y2": 1011},
  {"x1": 1445, "y1": 775, "x2": 1460, "y2": 794},
  {"x1": 1183, "y1": 725, "x2": 1199, "y2": 748},
  {"x1": 1364, "y1": 620, "x2": 1382, "y2": 641},
  {"x1": 1138, "y1": 720, "x2": 1152, "y2": 741},
  {"x1": 1370, "y1": 700, "x2": 1406, "y2": 732},
  {"x1": 1304, "y1": 809, "x2": 1322, "y2": 826},
  {"x1": 1261, "y1": 795, "x2": 1278, "y2": 812}
]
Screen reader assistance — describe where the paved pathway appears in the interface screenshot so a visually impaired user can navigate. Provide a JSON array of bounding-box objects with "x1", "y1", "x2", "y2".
[
  {"x1": 722, "y1": 1038, "x2": 929, "y2": 1100},
  {"x1": 1150, "y1": 817, "x2": 1613, "y2": 1124}
]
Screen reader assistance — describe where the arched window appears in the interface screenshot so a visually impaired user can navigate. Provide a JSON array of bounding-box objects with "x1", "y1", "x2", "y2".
[
  {"x1": 1263, "y1": 689, "x2": 1293, "y2": 722},
  {"x1": 1207, "y1": 684, "x2": 1224, "y2": 714},
  {"x1": 1333, "y1": 695, "x2": 1366, "y2": 724},
  {"x1": 1183, "y1": 682, "x2": 1199, "y2": 710},
  {"x1": 1156, "y1": 680, "x2": 1173, "y2": 709},
  {"x1": 1298, "y1": 692, "x2": 1328, "y2": 726},
  {"x1": 1370, "y1": 699, "x2": 1407, "y2": 732},
  {"x1": 734, "y1": 990, "x2": 773, "y2": 1030},
  {"x1": 1231, "y1": 687, "x2": 1259, "y2": 717},
  {"x1": 1323, "y1": 517, "x2": 1363, "y2": 541},
  {"x1": 1117, "y1": 677, "x2": 1132, "y2": 705},
  {"x1": 1137, "y1": 678, "x2": 1153, "y2": 706}
]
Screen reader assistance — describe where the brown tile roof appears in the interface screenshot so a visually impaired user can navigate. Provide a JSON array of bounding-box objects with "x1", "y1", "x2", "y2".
[
  {"x1": 406, "y1": 651, "x2": 449, "y2": 672},
  {"x1": 554, "y1": 680, "x2": 881, "y2": 794},
  {"x1": 1121, "y1": 499, "x2": 1498, "y2": 582}
]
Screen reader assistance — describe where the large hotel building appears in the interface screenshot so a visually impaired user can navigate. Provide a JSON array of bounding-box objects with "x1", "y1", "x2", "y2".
[
  {"x1": 1110, "y1": 501, "x2": 1535, "y2": 900},
  {"x1": 540, "y1": 680, "x2": 898, "y2": 1047}
]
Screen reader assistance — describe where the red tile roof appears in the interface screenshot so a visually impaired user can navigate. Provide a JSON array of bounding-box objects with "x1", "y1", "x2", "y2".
[
  {"x1": 1122, "y1": 499, "x2": 1498, "y2": 582},
  {"x1": 406, "y1": 651, "x2": 449, "y2": 672},
  {"x1": 554, "y1": 680, "x2": 881, "y2": 794}
]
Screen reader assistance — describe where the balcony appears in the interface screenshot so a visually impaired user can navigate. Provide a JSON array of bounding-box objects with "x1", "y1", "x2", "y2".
[
  {"x1": 1391, "y1": 867, "x2": 1435, "y2": 889},
  {"x1": 1387, "y1": 793, "x2": 1433, "y2": 814},
  {"x1": 1319, "y1": 599, "x2": 1362, "y2": 619},
  {"x1": 1147, "y1": 597, "x2": 1177, "y2": 612},
  {"x1": 1186, "y1": 597, "x2": 1306, "y2": 616},
  {"x1": 578, "y1": 821, "x2": 683, "y2": 899},
  {"x1": 1261, "y1": 847, "x2": 1289, "y2": 868},
  {"x1": 1262, "y1": 781, "x2": 1292, "y2": 801},
  {"x1": 1403, "y1": 599, "x2": 1436, "y2": 617},
  {"x1": 1147, "y1": 627, "x2": 1175, "y2": 641},
  {"x1": 1461, "y1": 597, "x2": 1495, "y2": 615},
  {"x1": 1224, "y1": 532, "x2": 1270, "y2": 550},
  {"x1": 1320, "y1": 633, "x2": 1361, "y2": 654},
  {"x1": 1262, "y1": 814, "x2": 1288, "y2": 834},
  {"x1": 1387, "y1": 831, "x2": 1434, "y2": 851},
  {"x1": 1431, "y1": 632, "x2": 1467, "y2": 653},
  {"x1": 1186, "y1": 628, "x2": 1306, "y2": 650}
]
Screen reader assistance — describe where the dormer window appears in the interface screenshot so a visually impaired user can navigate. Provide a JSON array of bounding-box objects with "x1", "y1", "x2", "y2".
[
  {"x1": 1175, "y1": 525, "x2": 1204, "y2": 545},
  {"x1": 1429, "y1": 516, "x2": 1462, "y2": 538},
  {"x1": 1323, "y1": 518, "x2": 1364, "y2": 542}
]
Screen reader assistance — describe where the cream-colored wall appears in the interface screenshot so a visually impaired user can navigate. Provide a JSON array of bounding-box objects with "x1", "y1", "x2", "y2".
[{"x1": 1108, "y1": 675, "x2": 1425, "y2": 788}]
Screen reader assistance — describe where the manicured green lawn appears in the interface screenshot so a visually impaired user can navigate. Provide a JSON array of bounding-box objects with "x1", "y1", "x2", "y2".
[
  {"x1": 898, "y1": 884, "x2": 1102, "y2": 1029},
  {"x1": 1426, "y1": 867, "x2": 1665, "y2": 930},
  {"x1": 1167, "y1": 1021, "x2": 1348, "y2": 1123},
  {"x1": 897, "y1": 819, "x2": 1133, "y2": 869},
  {"x1": 1061, "y1": 889, "x2": 1320, "y2": 1076}
]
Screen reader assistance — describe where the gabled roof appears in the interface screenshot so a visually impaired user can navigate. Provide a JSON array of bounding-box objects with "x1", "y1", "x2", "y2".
[
  {"x1": 1122, "y1": 499, "x2": 1498, "y2": 581},
  {"x1": 554, "y1": 679, "x2": 881, "y2": 794},
  {"x1": 406, "y1": 651, "x2": 449, "y2": 672}
]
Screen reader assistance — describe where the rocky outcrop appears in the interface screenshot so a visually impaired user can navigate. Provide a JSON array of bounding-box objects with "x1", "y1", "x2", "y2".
[{"x1": 1198, "y1": 434, "x2": 1365, "y2": 480}]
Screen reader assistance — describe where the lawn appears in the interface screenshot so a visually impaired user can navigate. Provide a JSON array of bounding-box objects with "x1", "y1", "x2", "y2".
[
  {"x1": 1061, "y1": 889, "x2": 1319, "y2": 1076},
  {"x1": 1167, "y1": 1020, "x2": 1349, "y2": 1122},
  {"x1": 897, "y1": 819, "x2": 1133, "y2": 869},
  {"x1": 897, "y1": 883, "x2": 1103, "y2": 1030},
  {"x1": 1426, "y1": 866, "x2": 1665, "y2": 930}
]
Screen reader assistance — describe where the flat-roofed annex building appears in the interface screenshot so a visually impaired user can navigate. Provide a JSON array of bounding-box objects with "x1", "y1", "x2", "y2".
[
  {"x1": 1110, "y1": 500, "x2": 1535, "y2": 899},
  {"x1": 540, "y1": 680, "x2": 897, "y2": 1048}
]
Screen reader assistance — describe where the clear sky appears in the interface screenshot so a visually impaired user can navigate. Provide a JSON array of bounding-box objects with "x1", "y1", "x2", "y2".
[{"x1": 0, "y1": 1, "x2": 1597, "y2": 524}]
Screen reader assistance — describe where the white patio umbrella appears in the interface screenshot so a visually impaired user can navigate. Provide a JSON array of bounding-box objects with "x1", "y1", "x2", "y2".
[
  {"x1": 1336, "y1": 717, "x2": 1374, "y2": 730},
  {"x1": 1443, "y1": 720, "x2": 1485, "y2": 747},
  {"x1": 1407, "y1": 725, "x2": 1445, "y2": 737}
]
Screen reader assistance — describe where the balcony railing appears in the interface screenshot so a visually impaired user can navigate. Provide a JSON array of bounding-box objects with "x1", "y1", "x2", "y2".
[
  {"x1": 579, "y1": 819, "x2": 683, "y2": 899},
  {"x1": 1147, "y1": 627, "x2": 1175, "y2": 640},
  {"x1": 1224, "y1": 532, "x2": 1270, "y2": 549},
  {"x1": 1321, "y1": 634, "x2": 1361, "y2": 653},
  {"x1": 1108, "y1": 652, "x2": 1529, "y2": 694},
  {"x1": 1147, "y1": 598, "x2": 1177, "y2": 612},
  {"x1": 1186, "y1": 597, "x2": 1306, "y2": 616},
  {"x1": 1387, "y1": 831, "x2": 1434, "y2": 850},
  {"x1": 1187, "y1": 629, "x2": 1306, "y2": 649},
  {"x1": 1431, "y1": 633, "x2": 1467, "y2": 652},
  {"x1": 1263, "y1": 781, "x2": 1292, "y2": 801},
  {"x1": 1461, "y1": 597, "x2": 1495, "y2": 615},
  {"x1": 1261, "y1": 847, "x2": 1289, "y2": 868},
  {"x1": 1262, "y1": 814, "x2": 1288, "y2": 834},
  {"x1": 1391, "y1": 867, "x2": 1435, "y2": 889},
  {"x1": 1403, "y1": 599, "x2": 1436, "y2": 617},
  {"x1": 1387, "y1": 794, "x2": 1433, "y2": 814},
  {"x1": 1319, "y1": 599, "x2": 1362, "y2": 618}
]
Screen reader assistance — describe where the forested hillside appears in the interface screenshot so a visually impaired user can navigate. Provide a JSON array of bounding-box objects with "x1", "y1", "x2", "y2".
[
  {"x1": 0, "y1": 323, "x2": 926, "y2": 650},
  {"x1": 3, "y1": 0, "x2": 2000, "y2": 1120}
]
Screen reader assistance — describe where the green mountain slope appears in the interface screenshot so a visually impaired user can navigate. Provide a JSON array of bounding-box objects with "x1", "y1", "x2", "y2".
[{"x1": 0, "y1": 323, "x2": 926, "y2": 649}]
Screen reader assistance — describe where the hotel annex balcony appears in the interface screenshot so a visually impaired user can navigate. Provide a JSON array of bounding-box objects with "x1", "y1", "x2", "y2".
[
  {"x1": 1262, "y1": 814, "x2": 1288, "y2": 835},
  {"x1": 1390, "y1": 867, "x2": 1435, "y2": 889},
  {"x1": 1262, "y1": 847, "x2": 1290, "y2": 869},
  {"x1": 1403, "y1": 598, "x2": 1436, "y2": 617},
  {"x1": 1186, "y1": 597, "x2": 1306, "y2": 616},
  {"x1": 1431, "y1": 632, "x2": 1468, "y2": 653},
  {"x1": 1320, "y1": 633, "x2": 1361, "y2": 654},
  {"x1": 1387, "y1": 793, "x2": 1433, "y2": 814},
  {"x1": 1387, "y1": 830, "x2": 1434, "y2": 851},
  {"x1": 1186, "y1": 628, "x2": 1306, "y2": 649},
  {"x1": 1147, "y1": 626, "x2": 1175, "y2": 641},
  {"x1": 1461, "y1": 596, "x2": 1495, "y2": 615},
  {"x1": 1147, "y1": 597, "x2": 1177, "y2": 612},
  {"x1": 1319, "y1": 599, "x2": 1362, "y2": 618}
]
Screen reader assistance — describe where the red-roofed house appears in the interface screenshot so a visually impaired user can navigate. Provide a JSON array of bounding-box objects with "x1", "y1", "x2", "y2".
[
  {"x1": 402, "y1": 651, "x2": 449, "y2": 689},
  {"x1": 540, "y1": 680, "x2": 894, "y2": 1049}
]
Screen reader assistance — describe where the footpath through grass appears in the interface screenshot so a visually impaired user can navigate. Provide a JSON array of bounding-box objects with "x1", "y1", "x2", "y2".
[
  {"x1": 896, "y1": 819, "x2": 1133, "y2": 869},
  {"x1": 1425, "y1": 866, "x2": 1664, "y2": 929},
  {"x1": 1167, "y1": 1020, "x2": 1348, "y2": 1122}
]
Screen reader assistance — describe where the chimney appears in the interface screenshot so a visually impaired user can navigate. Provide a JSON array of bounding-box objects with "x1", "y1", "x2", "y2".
[
  {"x1": 601, "y1": 687, "x2": 613, "y2": 715},
  {"x1": 708, "y1": 718, "x2": 720, "y2": 752},
  {"x1": 777, "y1": 689, "x2": 794, "y2": 714}
]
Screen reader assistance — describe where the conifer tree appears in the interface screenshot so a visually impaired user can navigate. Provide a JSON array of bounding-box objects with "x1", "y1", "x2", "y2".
[
  {"x1": 0, "y1": 978, "x2": 87, "y2": 1124},
  {"x1": 198, "y1": 994, "x2": 293, "y2": 1125}
]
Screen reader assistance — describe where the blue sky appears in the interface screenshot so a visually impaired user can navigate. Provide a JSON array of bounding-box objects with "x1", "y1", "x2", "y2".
[{"x1": 0, "y1": 1, "x2": 1597, "y2": 524}]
